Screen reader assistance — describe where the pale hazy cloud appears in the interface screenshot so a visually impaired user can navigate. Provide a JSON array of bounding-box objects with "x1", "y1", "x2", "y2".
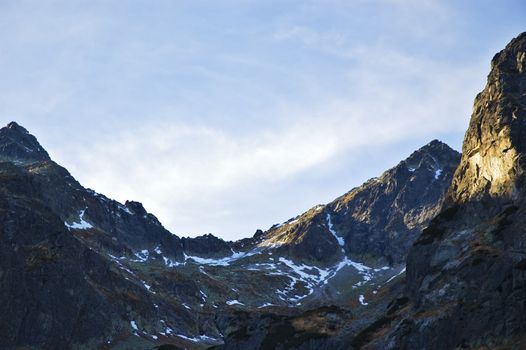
[{"x1": 0, "y1": 0, "x2": 524, "y2": 239}]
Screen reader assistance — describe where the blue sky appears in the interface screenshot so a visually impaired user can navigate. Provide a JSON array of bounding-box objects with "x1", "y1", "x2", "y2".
[{"x1": 1, "y1": 0, "x2": 524, "y2": 240}]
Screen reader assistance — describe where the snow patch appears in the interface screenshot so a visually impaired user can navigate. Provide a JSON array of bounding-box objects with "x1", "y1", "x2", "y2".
[
  {"x1": 274, "y1": 255, "x2": 375, "y2": 302},
  {"x1": 385, "y1": 266, "x2": 406, "y2": 284},
  {"x1": 133, "y1": 250, "x2": 149, "y2": 262},
  {"x1": 64, "y1": 208, "x2": 93, "y2": 230},
  {"x1": 374, "y1": 266, "x2": 391, "y2": 272},
  {"x1": 121, "y1": 206, "x2": 133, "y2": 214},
  {"x1": 107, "y1": 254, "x2": 136, "y2": 275},
  {"x1": 163, "y1": 256, "x2": 182, "y2": 267},
  {"x1": 258, "y1": 303, "x2": 275, "y2": 308},
  {"x1": 429, "y1": 154, "x2": 443, "y2": 180},
  {"x1": 326, "y1": 213, "x2": 345, "y2": 248},
  {"x1": 359, "y1": 295, "x2": 368, "y2": 305},
  {"x1": 130, "y1": 320, "x2": 140, "y2": 336},
  {"x1": 176, "y1": 334, "x2": 220, "y2": 344},
  {"x1": 158, "y1": 319, "x2": 176, "y2": 337},
  {"x1": 141, "y1": 280, "x2": 154, "y2": 293},
  {"x1": 183, "y1": 249, "x2": 258, "y2": 266}
]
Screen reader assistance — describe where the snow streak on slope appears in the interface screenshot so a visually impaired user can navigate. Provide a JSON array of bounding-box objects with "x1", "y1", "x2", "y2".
[
  {"x1": 326, "y1": 213, "x2": 345, "y2": 249},
  {"x1": 65, "y1": 208, "x2": 93, "y2": 230}
]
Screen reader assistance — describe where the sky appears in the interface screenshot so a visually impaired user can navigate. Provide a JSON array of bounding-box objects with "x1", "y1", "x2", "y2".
[{"x1": 0, "y1": 1, "x2": 524, "y2": 240}]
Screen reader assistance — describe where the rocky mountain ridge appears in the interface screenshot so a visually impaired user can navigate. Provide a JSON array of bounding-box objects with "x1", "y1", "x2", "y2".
[
  {"x1": 0, "y1": 119, "x2": 460, "y2": 349},
  {"x1": 233, "y1": 139, "x2": 460, "y2": 289}
]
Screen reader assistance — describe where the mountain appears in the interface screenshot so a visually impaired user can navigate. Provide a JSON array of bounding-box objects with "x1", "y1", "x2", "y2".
[
  {"x1": 153, "y1": 139, "x2": 460, "y2": 313},
  {"x1": 0, "y1": 120, "x2": 459, "y2": 349},
  {"x1": 211, "y1": 141, "x2": 460, "y2": 349},
  {"x1": 257, "y1": 140, "x2": 460, "y2": 266},
  {"x1": 354, "y1": 32, "x2": 526, "y2": 350},
  {"x1": 0, "y1": 123, "x2": 217, "y2": 350},
  {"x1": 6, "y1": 31, "x2": 526, "y2": 350}
]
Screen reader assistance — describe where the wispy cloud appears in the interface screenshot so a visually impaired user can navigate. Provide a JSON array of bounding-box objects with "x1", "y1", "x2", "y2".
[
  {"x1": 59, "y1": 52, "x2": 481, "y2": 239},
  {"x1": 0, "y1": 0, "x2": 524, "y2": 239}
]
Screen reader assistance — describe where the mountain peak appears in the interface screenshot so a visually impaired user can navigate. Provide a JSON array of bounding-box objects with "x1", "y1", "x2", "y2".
[
  {"x1": 6, "y1": 121, "x2": 29, "y2": 133},
  {"x1": 449, "y1": 32, "x2": 526, "y2": 204},
  {"x1": 0, "y1": 121, "x2": 51, "y2": 163},
  {"x1": 423, "y1": 139, "x2": 447, "y2": 148},
  {"x1": 402, "y1": 140, "x2": 460, "y2": 175},
  {"x1": 415, "y1": 139, "x2": 456, "y2": 154},
  {"x1": 491, "y1": 31, "x2": 526, "y2": 71}
]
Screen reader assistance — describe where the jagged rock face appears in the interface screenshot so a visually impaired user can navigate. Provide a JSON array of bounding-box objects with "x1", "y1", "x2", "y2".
[
  {"x1": 450, "y1": 33, "x2": 526, "y2": 204},
  {"x1": 182, "y1": 234, "x2": 233, "y2": 258},
  {"x1": 358, "y1": 33, "x2": 526, "y2": 350},
  {"x1": 259, "y1": 140, "x2": 460, "y2": 265},
  {"x1": 329, "y1": 140, "x2": 460, "y2": 264}
]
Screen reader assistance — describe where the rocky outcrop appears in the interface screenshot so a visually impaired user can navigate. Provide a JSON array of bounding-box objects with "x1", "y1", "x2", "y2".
[
  {"x1": 182, "y1": 234, "x2": 233, "y2": 258},
  {"x1": 357, "y1": 32, "x2": 526, "y2": 350},
  {"x1": 450, "y1": 33, "x2": 526, "y2": 204}
]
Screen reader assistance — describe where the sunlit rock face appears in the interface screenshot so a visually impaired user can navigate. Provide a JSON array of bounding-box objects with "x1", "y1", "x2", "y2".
[{"x1": 450, "y1": 32, "x2": 526, "y2": 204}]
